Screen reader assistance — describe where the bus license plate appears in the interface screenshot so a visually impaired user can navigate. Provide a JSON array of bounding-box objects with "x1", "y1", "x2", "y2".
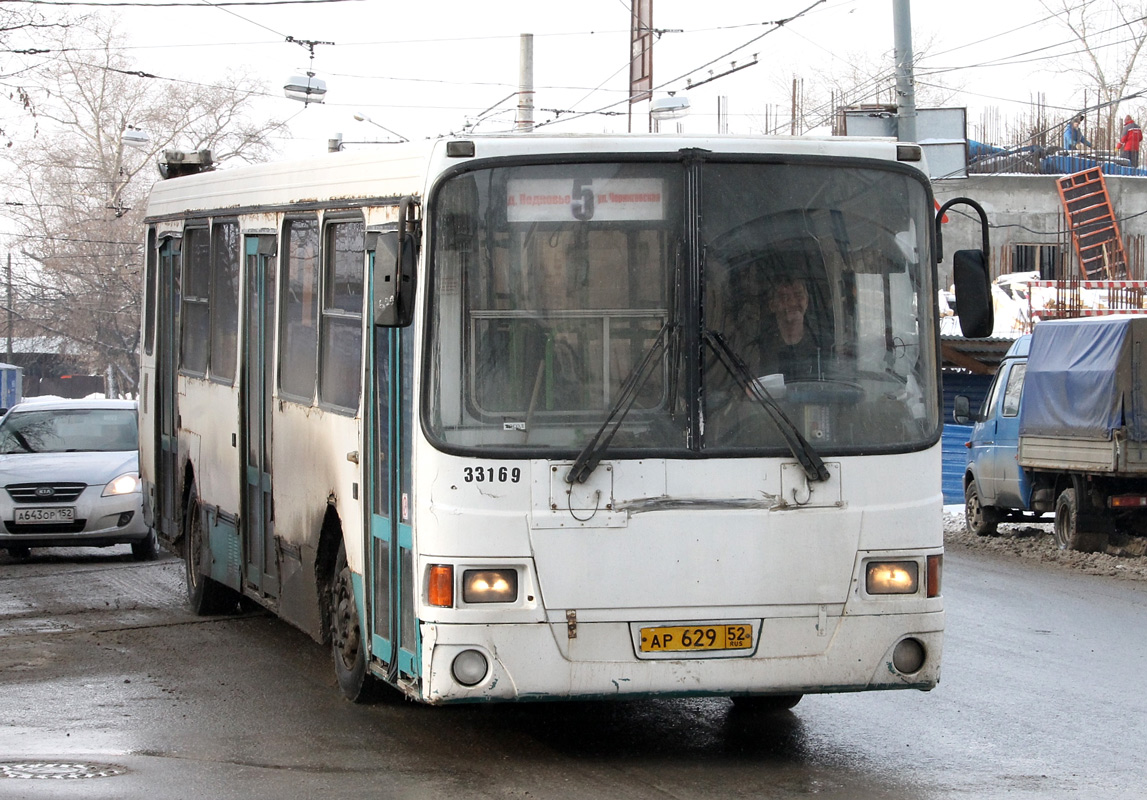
[
  {"x1": 639, "y1": 624, "x2": 753, "y2": 653},
  {"x1": 14, "y1": 507, "x2": 75, "y2": 524}
]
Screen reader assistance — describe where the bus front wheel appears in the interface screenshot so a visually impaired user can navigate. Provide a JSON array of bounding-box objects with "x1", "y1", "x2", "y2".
[
  {"x1": 331, "y1": 543, "x2": 374, "y2": 702},
  {"x1": 730, "y1": 694, "x2": 803, "y2": 712},
  {"x1": 183, "y1": 487, "x2": 238, "y2": 615}
]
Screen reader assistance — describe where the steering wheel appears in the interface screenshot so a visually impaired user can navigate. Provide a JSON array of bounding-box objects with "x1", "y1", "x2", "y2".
[{"x1": 782, "y1": 378, "x2": 865, "y2": 405}]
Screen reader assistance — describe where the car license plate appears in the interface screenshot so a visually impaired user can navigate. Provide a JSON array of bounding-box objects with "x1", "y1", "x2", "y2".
[
  {"x1": 14, "y1": 507, "x2": 75, "y2": 524},
  {"x1": 639, "y1": 624, "x2": 753, "y2": 653}
]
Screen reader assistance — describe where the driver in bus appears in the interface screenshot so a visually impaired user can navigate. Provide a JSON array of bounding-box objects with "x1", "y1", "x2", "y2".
[{"x1": 753, "y1": 274, "x2": 824, "y2": 382}]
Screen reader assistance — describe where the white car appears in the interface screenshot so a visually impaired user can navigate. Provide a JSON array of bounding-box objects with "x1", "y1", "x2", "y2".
[{"x1": 0, "y1": 398, "x2": 156, "y2": 560}]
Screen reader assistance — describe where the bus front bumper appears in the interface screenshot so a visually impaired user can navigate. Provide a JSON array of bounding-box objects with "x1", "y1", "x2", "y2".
[{"x1": 408, "y1": 610, "x2": 943, "y2": 704}]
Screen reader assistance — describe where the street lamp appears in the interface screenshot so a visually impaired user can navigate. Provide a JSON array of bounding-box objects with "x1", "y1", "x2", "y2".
[
  {"x1": 123, "y1": 127, "x2": 150, "y2": 149},
  {"x1": 650, "y1": 95, "x2": 690, "y2": 134},
  {"x1": 284, "y1": 72, "x2": 327, "y2": 106},
  {"x1": 353, "y1": 113, "x2": 408, "y2": 142}
]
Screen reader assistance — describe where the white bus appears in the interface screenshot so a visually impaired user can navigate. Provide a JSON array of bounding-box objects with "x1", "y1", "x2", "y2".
[{"x1": 138, "y1": 134, "x2": 989, "y2": 708}]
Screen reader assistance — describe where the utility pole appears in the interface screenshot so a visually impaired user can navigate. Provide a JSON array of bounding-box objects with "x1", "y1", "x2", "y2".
[
  {"x1": 791, "y1": 77, "x2": 798, "y2": 135},
  {"x1": 516, "y1": 33, "x2": 534, "y2": 133},
  {"x1": 893, "y1": 0, "x2": 917, "y2": 143},
  {"x1": 6, "y1": 253, "x2": 11, "y2": 364}
]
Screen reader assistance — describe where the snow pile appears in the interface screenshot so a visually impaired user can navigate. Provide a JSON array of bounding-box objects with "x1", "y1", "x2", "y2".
[{"x1": 943, "y1": 511, "x2": 1147, "y2": 581}]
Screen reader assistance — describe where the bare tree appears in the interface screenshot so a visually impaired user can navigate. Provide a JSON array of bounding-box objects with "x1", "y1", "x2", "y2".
[
  {"x1": 1041, "y1": 0, "x2": 1147, "y2": 146},
  {"x1": 4, "y1": 16, "x2": 288, "y2": 395},
  {"x1": 0, "y1": 5, "x2": 67, "y2": 146},
  {"x1": 753, "y1": 36, "x2": 958, "y2": 136}
]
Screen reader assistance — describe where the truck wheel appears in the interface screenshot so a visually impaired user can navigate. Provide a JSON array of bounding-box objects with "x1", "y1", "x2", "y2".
[
  {"x1": 965, "y1": 481, "x2": 999, "y2": 536},
  {"x1": 1053, "y1": 488, "x2": 1108, "y2": 553}
]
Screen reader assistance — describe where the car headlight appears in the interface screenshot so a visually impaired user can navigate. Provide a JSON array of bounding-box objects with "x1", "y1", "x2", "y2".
[
  {"x1": 865, "y1": 561, "x2": 919, "y2": 594},
  {"x1": 462, "y1": 569, "x2": 518, "y2": 603},
  {"x1": 103, "y1": 472, "x2": 141, "y2": 497}
]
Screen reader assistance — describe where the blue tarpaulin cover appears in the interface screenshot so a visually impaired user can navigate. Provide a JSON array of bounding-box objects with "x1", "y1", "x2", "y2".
[
  {"x1": 1019, "y1": 316, "x2": 1146, "y2": 441},
  {"x1": 1039, "y1": 154, "x2": 1147, "y2": 176}
]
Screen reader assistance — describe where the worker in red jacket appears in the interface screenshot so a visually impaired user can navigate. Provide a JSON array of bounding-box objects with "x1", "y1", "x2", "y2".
[{"x1": 1118, "y1": 115, "x2": 1143, "y2": 168}]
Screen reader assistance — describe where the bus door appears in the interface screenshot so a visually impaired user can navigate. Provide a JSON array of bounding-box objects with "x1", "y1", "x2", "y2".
[
  {"x1": 367, "y1": 231, "x2": 418, "y2": 682},
  {"x1": 156, "y1": 236, "x2": 181, "y2": 540},
  {"x1": 242, "y1": 235, "x2": 279, "y2": 599}
]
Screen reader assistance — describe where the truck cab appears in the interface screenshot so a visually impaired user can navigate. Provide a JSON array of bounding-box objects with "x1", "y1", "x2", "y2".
[{"x1": 957, "y1": 335, "x2": 1034, "y2": 535}]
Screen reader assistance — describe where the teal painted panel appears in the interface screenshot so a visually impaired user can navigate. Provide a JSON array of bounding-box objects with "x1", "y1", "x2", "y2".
[
  {"x1": 206, "y1": 507, "x2": 242, "y2": 591},
  {"x1": 351, "y1": 569, "x2": 367, "y2": 653}
]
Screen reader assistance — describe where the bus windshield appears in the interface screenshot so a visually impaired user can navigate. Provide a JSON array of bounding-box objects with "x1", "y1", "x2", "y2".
[{"x1": 425, "y1": 158, "x2": 938, "y2": 457}]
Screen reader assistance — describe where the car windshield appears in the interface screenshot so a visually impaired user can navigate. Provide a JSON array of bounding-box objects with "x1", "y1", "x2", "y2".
[{"x1": 0, "y1": 408, "x2": 138, "y2": 454}]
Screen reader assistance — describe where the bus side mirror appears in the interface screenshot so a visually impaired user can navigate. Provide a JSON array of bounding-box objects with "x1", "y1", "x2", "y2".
[
  {"x1": 372, "y1": 197, "x2": 421, "y2": 328},
  {"x1": 371, "y1": 230, "x2": 400, "y2": 327},
  {"x1": 953, "y1": 395, "x2": 972, "y2": 425},
  {"x1": 395, "y1": 229, "x2": 418, "y2": 327},
  {"x1": 937, "y1": 196, "x2": 994, "y2": 339},
  {"x1": 953, "y1": 249, "x2": 993, "y2": 338}
]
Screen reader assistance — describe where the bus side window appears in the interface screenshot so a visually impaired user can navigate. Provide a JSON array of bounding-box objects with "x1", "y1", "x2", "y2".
[
  {"x1": 144, "y1": 228, "x2": 157, "y2": 356},
  {"x1": 180, "y1": 226, "x2": 210, "y2": 376},
  {"x1": 279, "y1": 217, "x2": 321, "y2": 403},
  {"x1": 319, "y1": 218, "x2": 365, "y2": 411},
  {"x1": 209, "y1": 220, "x2": 240, "y2": 384}
]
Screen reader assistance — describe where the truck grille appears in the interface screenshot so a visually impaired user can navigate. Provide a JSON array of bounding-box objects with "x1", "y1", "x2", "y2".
[{"x1": 6, "y1": 483, "x2": 86, "y2": 503}]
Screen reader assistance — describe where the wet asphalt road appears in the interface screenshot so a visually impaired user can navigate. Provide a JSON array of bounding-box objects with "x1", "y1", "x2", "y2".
[{"x1": 0, "y1": 544, "x2": 1145, "y2": 799}]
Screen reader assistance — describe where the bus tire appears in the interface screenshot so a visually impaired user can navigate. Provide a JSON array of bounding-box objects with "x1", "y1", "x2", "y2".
[
  {"x1": 184, "y1": 487, "x2": 238, "y2": 615},
  {"x1": 331, "y1": 543, "x2": 374, "y2": 702},
  {"x1": 730, "y1": 694, "x2": 803, "y2": 712},
  {"x1": 964, "y1": 480, "x2": 999, "y2": 536},
  {"x1": 131, "y1": 529, "x2": 159, "y2": 561}
]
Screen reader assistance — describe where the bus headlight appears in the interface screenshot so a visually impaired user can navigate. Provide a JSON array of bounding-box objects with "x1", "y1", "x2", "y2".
[
  {"x1": 865, "y1": 561, "x2": 919, "y2": 594},
  {"x1": 462, "y1": 569, "x2": 518, "y2": 603}
]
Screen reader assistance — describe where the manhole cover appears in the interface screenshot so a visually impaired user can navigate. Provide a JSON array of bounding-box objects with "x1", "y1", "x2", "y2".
[{"x1": 0, "y1": 761, "x2": 128, "y2": 780}]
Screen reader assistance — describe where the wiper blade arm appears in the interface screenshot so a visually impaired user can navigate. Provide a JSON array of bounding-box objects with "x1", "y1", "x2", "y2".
[
  {"x1": 566, "y1": 321, "x2": 671, "y2": 485},
  {"x1": 703, "y1": 329, "x2": 830, "y2": 483}
]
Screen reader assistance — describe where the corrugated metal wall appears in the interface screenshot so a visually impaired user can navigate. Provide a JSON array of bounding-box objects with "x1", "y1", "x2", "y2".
[
  {"x1": 940, "y1": 372, "x2": 993, "y2": 504},
  {"x1": 942, "y1": 424, "x2": 974, "y2": 504}
]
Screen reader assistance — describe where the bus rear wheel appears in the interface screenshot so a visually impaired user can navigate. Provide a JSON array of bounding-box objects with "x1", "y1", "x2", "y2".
[
  {"x1": 184, "y1": 487, "x2": 238, "y2": 615},
  {"x1": 331, "y1": 543, "x2": 374, "y2": 702}
]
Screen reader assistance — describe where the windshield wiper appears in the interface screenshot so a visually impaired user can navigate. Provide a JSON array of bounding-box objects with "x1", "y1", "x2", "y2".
[
  {"x1": 703, "y1": 329, "x2": 830, "y2": 483},
  {"x1": 565, "y1": 320, "x2": 671, "y2": 485}
]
